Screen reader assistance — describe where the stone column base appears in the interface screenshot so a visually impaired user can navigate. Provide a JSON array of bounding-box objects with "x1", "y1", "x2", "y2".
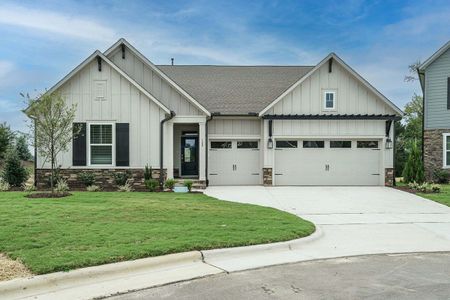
[
  {"x1": 263, "y1": 168, "x2": 273, "y2": 186},
  {"x1": 385, "y1": 168, "x2": 394, "y2": 186}
]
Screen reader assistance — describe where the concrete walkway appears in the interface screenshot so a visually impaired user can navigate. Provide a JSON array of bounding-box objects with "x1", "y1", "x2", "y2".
[{"x1": 203, "y1": 186, "x2": 450, "y2": 271}]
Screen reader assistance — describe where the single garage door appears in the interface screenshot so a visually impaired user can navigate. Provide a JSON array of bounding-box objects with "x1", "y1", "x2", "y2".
[
  {"x1": 208, "y1": 140, "x2": 260, "y2": 185},
  {"x1": 274, "y1": 139, "x2": 381, "y2": 186}
]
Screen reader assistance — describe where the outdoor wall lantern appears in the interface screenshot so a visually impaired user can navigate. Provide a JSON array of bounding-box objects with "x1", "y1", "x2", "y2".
[
  {"x1": 267, "y1": 137, "x2": 274, "y2": 149},
  {"x1": 385, "y1": 138, "x2": 393, "y2": 149}
]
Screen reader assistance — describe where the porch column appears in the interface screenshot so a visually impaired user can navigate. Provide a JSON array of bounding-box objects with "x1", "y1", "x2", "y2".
[
  {"x1": 164, "y1": 121, "x2": 174, "y2": 179},
  {"x1": 199, "y1": 121, "x2": 206, "y2": 181}
]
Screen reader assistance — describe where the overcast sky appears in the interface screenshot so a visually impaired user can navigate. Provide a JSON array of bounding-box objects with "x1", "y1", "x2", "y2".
[{"x1": 1, "y1": 0, "x2": 449, "y2": 133}]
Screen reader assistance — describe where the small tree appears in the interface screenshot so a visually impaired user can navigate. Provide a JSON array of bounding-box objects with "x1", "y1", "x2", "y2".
[
  {"x1": 0, "y1": 122, "x2": 13, "y2": 160},
  {"x1": 2, "y1": 149, "x2": 28, "y2": 187},
  {"x1": 402, "y1": 140, "x2": 424, "y2": 183},
  {"x1": 24, "y1": 92, "x2": 78, "y2": 193},
  {"x1": 15, "y1": 134, "x2": 33, "y2": 161}
]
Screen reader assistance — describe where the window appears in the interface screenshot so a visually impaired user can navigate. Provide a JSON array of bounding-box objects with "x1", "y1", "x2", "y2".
[
  {"x1": 90, "y1": 124, "x2": 113, "y2": 165},
  {"x1": 303, "y1": 141, "x2": 325, "y2": 148},
  {"x1": 276, "y1": 140, "x2": 298, "y2": 148},
  {"x1": 211, "y1": 141, "x2": 231, "y2": 149},
  {"x1": 357, "y1": 141, "x2": 379, "y2": 148},
  {"x1": 444, "y1": 134, "x2": 450, "y2": 167},
  {"x1": 237, "y1": 141, "x2": 258, "y2": 149},
  {"x1": 330, "y1": 141, "x2": 352, "y2": 148},
  {"x1": 323, "y1": 91, "x2": 336, "y2": 110}
]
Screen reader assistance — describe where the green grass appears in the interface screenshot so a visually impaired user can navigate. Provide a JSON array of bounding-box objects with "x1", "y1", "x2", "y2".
[
  {"x1": 0, "y1": 192, "x2": 314, "y2": 274},
  {"x1": 418, "y1": 184, "x2": 450, "y2": 207}
]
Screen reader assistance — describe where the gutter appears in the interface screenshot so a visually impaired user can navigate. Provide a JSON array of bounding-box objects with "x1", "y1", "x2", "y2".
[{"x1": 160, "y1": 111, "x2": 176, "y2": 188}]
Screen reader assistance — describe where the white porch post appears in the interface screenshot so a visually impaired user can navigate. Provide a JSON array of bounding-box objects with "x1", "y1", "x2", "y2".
[
  {"x1": 199, "y1": 121, "x2": 206, "y2": 181},
  {"x1": 164, "y1": 121, "x2": 174, "y2": 179}
]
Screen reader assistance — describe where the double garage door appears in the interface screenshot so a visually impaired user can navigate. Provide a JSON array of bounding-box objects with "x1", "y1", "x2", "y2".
[
  {"x1": 274, "y1": 139, "x2": 381, "y2": 186},
  {"x1": 208, "y1": 140, "x2": 261, "y2": 185},
  {"x1": 208, "y1": 139, "x2": 382, "y2": 186}
]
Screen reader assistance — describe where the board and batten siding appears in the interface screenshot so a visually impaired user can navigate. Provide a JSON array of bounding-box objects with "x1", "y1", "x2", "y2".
[
  {"x1": 208, "y1": 118, "x2": 261, "y2": 137},
  {"x1": 425, "y1": 47, "x2": 450, "y2": 129},
  {"x1": 108, "y1": 47, "x2": 203, "y2": 116},
  {"x1": 266, "y1": 60, "x2": 395, "y2": 116},
  {"x1": 36, "y1": 59, "x2": 166, "y2": 169}
]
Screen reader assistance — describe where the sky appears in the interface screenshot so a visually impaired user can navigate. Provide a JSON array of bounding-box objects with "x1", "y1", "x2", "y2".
[{"x1": 1, "y1": 0, "x2": 449, "y2": 133}]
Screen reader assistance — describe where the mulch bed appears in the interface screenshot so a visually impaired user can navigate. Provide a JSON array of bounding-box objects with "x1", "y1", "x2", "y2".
[{"x1": 25, "y1": 192, "x2": 71, "y2": 198}]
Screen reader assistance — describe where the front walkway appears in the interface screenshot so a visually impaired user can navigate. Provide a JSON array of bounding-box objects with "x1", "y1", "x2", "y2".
[{"x1": 203, "y1": 186, "x2": 450, "y2": 271}]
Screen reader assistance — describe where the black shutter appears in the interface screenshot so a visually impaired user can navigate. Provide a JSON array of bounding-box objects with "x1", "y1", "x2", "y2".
[
  {"x1": 116, "y1": 123, "x2": 129, "y2": 166},
  {"x1": 73, "y1": 123, "x2": 86, "y2": 166},
  {"x1": 447, "y1": 77, "x2": 450, "y2": 109}
]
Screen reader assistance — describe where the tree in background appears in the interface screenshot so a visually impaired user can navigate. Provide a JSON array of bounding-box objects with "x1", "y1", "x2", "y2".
[
  {"x1": 15, "y1": 134, "x2": 33, "y2": 161},
  {"x1": 402, "y1": 139, "x2": 424, "y2": 183},
  {"x1": 2, "y1": 149, "x2": 28, "y2": 187},
  {"x1": 24, "y1": 92, "x2": 78, "y2": 193},
  {"x1": 0, "y1": 122, "x2": 13, "y2": 160}
]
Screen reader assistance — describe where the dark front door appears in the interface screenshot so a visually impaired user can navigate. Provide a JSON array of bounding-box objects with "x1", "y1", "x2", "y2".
[{"x1": 181, "y1": 136, "x2": 198, "y2": 176}]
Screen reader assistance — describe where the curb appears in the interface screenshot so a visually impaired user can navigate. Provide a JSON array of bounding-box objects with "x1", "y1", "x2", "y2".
[{"x1": 0, "y1": 251, "x2": 209, "y2": 300}]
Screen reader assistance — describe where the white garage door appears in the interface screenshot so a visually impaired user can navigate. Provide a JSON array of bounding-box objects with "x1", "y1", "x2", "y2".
[
  {"x1": 208, "y1": 140, "x2": 260, "y2": 185},
  {"x1": 274, "y1": 139, "x2": 381, "y2": 186}
]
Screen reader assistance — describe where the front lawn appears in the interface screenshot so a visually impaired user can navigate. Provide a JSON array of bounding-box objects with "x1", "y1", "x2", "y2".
[
  {"x1": 417, "y1": 184, "x2": 450, "y2": 207},
  {"x1": 0, "y1": 192, "x2": 314, "y2": 274}
]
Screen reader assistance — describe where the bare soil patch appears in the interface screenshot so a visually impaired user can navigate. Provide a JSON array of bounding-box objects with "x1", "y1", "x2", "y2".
[{"x1": 0, "y1": 253, "x2": 32, "y2": 281}]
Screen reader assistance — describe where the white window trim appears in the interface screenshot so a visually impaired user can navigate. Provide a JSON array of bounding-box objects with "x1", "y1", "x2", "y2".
[
  {"x1": 87, "y1": 122, "x2": 115, "y2": 167},
  {"x1": 443, "y1": 133, "x2": 450, "y2": 168},
  {"x1": 323, "y1": 90, "x2": 337, "y2": 111}
]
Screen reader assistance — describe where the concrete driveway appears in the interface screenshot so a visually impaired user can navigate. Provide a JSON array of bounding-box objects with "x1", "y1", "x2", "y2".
[{"x1": 203, "y1": 186, "x2": 450, "y2": 271}]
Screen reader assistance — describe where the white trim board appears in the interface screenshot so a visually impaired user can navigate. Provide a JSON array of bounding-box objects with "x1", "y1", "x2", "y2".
[
  {"x1": 443, "y1": 133, "x2": 450, "y2": 168},
  {"x1": 104, "y1": 38, "x2": 211, "y2": 116},
  {"x1": 258, "y1": 53, "x2": 404, "y2": 117}
]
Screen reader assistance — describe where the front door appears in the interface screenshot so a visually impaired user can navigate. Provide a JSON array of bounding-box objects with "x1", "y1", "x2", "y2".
[{"x1": 181, "y1": 136, "x2": 198, "y2": 176}]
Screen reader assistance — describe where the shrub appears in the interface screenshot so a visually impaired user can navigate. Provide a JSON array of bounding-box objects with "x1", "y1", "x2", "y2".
[
  {"x1": 408, "y1": 181, "x2": 419, "y2": 190},
  {"x1": 144, "y1": 164, "x2": 152, "y2": 181},
  {"x1": 433, "y1": 169, "x2": 449, "y2": 184},
  {"x1": 402, "y1": 140, "x2": 424, "y2": 183},
  {"x1": 145, "y1": 179, "x2": 159, "y2": 192},
  {"x1": 164, "y1": 179, "x2": 176, "y2": 191},
  {"x1": 55, "y1": 179, "x2": 69, "y2": 193},
  {"x1": 47, "y1": 166, "x2": 62, "y2": 188},
  {"x1": 87, "y1": 185, "x2": 102, "y2": 192},
  {"x1": 183, "y1": 180, "x2": 193, "y2": 192},
  {"x1": 78, "y1": 172, "x2": 95, "y2": 187},
  {"x1": 113, "y1": 171, "x2": 131, "y2": 186},
  {"x1": 23, "y1": 185, "x2": 36, "y2": 193},
  {"x1": 2, "y1": 149, "x2": 29, "y2": 187},
  {"x1": 117, "y1": 180, "x2": 133, "y2": 192},
  {"x1": 417, "y1": 182, "x2": 430, "y2": 193},
  {"x1": 0, "y1": 178, "x2": 10, "y2": 191},
  {"x1": 431, "y1": 184, "x2": 441, "y2": 193}
]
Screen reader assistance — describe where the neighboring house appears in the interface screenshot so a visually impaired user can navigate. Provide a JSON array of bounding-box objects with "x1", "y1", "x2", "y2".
[
  {"x1": 418, "y1": 41, "x2": 450, "y2": 180},
  {"x1": 34, "y1": 39, "x2": 402, "y2": 189}
]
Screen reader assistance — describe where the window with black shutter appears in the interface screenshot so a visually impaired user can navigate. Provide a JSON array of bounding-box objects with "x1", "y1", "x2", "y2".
[
  {"x1": 73, "y1": 123, "x2": 86, "y2": 166},
  {"x1": 115, "y1": 123, "x2": 129, "y2": 166}
]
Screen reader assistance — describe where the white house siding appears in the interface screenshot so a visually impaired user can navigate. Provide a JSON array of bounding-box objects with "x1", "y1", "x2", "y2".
[
  {"x1": 424, "y1": 48, "x2": 450, "y2": 129},
  {"x1": 208, "y1": 118, "x2": 261, "y2": 137},
  {"x1": 36, "y1": 59, "x2": 166, "y2": 169},
  {"x1": 267, "y1": 61, "x2": 394, "y2": 115},
  {"x1": 108, "y1": 47, "x2": 203, "y2": 116}
]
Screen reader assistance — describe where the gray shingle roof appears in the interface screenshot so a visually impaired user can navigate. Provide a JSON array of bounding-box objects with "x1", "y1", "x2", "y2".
[{"x1": 156, "y1": 65, "x2": 314, "y2": 114}]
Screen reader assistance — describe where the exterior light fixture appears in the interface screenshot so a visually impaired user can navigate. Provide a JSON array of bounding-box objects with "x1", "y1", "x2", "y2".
[
  {"x1": 385, "y1": 138, "x2": 393, "y2": 149},
  {"x1": 267, "y1": 137, "x2": 273, "y2": 149}
]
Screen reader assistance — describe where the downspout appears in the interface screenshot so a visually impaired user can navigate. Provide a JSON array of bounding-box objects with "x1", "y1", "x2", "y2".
[{"x1": 160, "y1": 111, "x2": 176, "y2": 188}]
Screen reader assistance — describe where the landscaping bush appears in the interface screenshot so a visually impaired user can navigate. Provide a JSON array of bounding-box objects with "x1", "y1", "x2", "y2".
[
  {"x1": 183, "y1": 180, "x2": 193, "y2": 192},
  {"x1": 23, "y1": 185, "x2": 36, "y2": 193},
  {"x1": 145, "y1": 179, "x2": 159, "y2": 192},
  {"x1": 407, "y1": 181, "x2": 441, "y2": 193},
  {"x1": 144, "y1": 164, "x2": 152, "y2": 181},
  {"x1": 113, "y1": 171, "x2": 131, "y2": 186},
  {"x1": 431, "y1": 184, "x2": 441, "y2": 193},
  {"x1": 402, "y1": 140, "x2": 424, "y2": 183},
  {"x1": 55, "y1": 179, "x2": 69, "y2": 193},
  {"x1": 117, "y1": 180, "x2": 133, "y2": 192},
  {"x1": 433, "y1": 169, "x2": 449, "y2": 184},
  {"x1": 164, "y1": 179, "x2": 176, "y2": 191},
  {"x1": 78, "y1": 172, "x2": 95, "y2": 187},
  {"x1": 47, "y1": 166, "x2": 62, "y2": 188},
  {"x1": 86, "y1": 185, "x2": 102, "y2": 192},
  {"x1": 0, "y1": 178, "x2": 10, "y2": 191},
  {"x1": 2, "y1": 150, "x2": 28, "y2": 187}
]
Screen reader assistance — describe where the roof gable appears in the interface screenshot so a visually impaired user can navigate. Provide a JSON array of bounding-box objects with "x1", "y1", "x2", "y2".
[
  {"x1": 259, "y1": 53, "x2": 403, "y2": 116},
  {"x1": 43, "y1": 51, "x2": 170, "y2": 114},
  {"x1": 419, "y1": 40, "x2": 450, "y2": 71}
]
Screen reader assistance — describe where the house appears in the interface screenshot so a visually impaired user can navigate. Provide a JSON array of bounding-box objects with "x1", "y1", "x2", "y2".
[
  {"x1": 34, "y1": 39, "x2": 403, "y2": 189},
  {"x1": 418, "y1": 41, "x2": 450, "y2": 180}
]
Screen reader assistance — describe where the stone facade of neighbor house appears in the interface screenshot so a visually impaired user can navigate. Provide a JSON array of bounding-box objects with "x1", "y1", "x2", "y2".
[
  {"x1": 30, "y1": 38, "x2": 402, "y2": 189},
  {"x1": 418, "y1": 41, "x2": 450, "y2": 181}
]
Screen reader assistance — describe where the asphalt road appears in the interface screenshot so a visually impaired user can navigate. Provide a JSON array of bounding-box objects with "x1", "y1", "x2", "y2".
[{"x1": 107, "y1": 253, "x2": 450, "y2": 300}]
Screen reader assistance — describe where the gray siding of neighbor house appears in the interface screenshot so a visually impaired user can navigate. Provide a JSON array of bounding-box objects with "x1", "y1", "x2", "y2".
[{"x1": 425, "y1": 47, "x2": 450, "y2": 129}]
